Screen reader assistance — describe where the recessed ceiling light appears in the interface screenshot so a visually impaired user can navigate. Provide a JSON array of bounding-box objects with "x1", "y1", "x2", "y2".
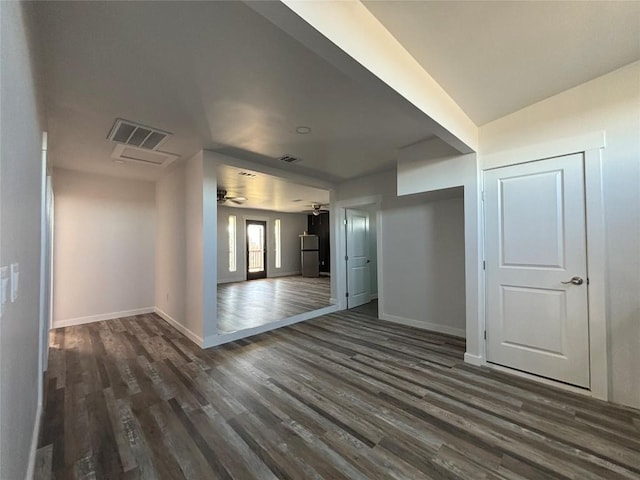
[{"x1": 296, "y1": 126, "x2": 311, "y2": 134}]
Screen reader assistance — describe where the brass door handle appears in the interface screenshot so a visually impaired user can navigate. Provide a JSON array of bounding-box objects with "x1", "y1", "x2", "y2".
[{"x1": 561, "y1": 276, "x2": 584, "y2": 285}]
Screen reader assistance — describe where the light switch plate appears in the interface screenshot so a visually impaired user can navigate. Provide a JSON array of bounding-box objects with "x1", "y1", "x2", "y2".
[
  {"x1": 0, "y1": 266, "x2": 9, "y2": 318},
  {"x1": 10, "y1": 263, "x2": 19, "y2": 302}
]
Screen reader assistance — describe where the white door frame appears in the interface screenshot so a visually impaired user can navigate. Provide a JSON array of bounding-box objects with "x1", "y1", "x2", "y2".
[
  {"x1": 242, "y1": 215, "x2": 271, "y2": 280},
  {"x1": 38, "y1": 133, "x2": 52, "y2": 406},
  {"x1": 479, "y1": 131, "x2": 608, "y2": 400},
  {"x1": 334, "y1": 195, "x2": 382, "y2": 311}
]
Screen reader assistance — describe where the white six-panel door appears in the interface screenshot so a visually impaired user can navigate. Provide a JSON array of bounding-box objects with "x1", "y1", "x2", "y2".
[
  {"x1": 484, "y1": 153, "x2": 590, "y2": 388},
  {"x1": 346, "y1": 209, "x2": 371, "y2": 309}
]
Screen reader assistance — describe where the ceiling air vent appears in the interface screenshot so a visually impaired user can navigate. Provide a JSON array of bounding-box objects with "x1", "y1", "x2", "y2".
[
  {"x1": 279, "y1": 154, "x2": 300, "y2": 164},
  {"x1": 111, "y1": 144, "x2": 178, "y2": 168},
  {"x1": 108, "y1": 118, "x2": 171, "y2": 151}
]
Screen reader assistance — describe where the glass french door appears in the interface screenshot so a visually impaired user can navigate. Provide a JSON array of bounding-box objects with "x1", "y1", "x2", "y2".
[{"x1": 246, "y1": 220, "x2": 267, "y2": 280}]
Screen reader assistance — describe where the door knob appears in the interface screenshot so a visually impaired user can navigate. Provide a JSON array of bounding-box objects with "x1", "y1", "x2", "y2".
[{"x1": 561, "y1": 276, "x2": 584, "y2": 285}]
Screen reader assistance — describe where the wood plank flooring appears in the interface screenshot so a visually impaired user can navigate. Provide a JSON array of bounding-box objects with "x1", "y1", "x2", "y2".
[
  {"x1": 217, "y1": 275, "x2": 331, "y2": 333},
  {"x1": 350, "y1": 299, "x2": 379, "y2": 318},
  {"x1": 36, "y1": 310, "x2": 640, "y2": 479}
]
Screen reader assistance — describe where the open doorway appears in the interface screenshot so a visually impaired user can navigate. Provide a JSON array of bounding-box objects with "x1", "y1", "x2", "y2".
[
  {"x1": 337, "y1": 199, "x2": 379, "y2": 316},
  {"x1": 216, "y1": 164, "x2": 334, "y2": 334},
  {"x1": 246, "y1": 220, "x2": 267, "y2": 280}
]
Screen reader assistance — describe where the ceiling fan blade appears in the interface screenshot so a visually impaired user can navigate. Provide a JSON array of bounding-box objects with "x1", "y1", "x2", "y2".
[{"x1": 230, "y1": 198, "x2": 245, "y2": 205}]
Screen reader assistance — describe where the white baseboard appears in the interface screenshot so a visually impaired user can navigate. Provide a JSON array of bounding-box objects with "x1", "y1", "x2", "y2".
[
  {"x1": 203, "y1": 304, "x2": 338, "y2": 348},
  {"x1": 25, "y1": 400, "x2": 43, "y2": 480},
  {"x1": 154, "y1": 307, "x2": 204, "y2": 347},
  {"x1": 464, "y1": 352, "x2": 484, "y2": 366},
  {"x1": 369, "y1": 293, "x2": 378, "y2": 301},
  {"x1": 53, "y1": 307, "x2": 155, "y2": 328},
  {"x1": 268, "y1": 270, "x2": 302, "y2": 278},
  {"x1": 218, "y1": 271, "x2": 303, "y2": 284},
  {"x1": 379, "y1": 313, "x2": 466, "y2": 338}
]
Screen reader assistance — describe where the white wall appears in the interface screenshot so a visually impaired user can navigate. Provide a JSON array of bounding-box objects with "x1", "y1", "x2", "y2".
[
  {"x1": 217, "y1": 206, "x2": 307, "y2": 283},
  {"x1": 155, "y1": 163, "x2": 186, "y2": 331},
  {"x1": 0, "y1": 2, "x2": 45, "y2": 478},
  {"x1": 398, "y1": 137, "x2": 477, "y2": 194},
  {"x1": 155, "y1": 152, "x2": 217, "y2": 343},
  {"x1": 52, "y1": 169, "x2": 155, "y2": 325},
  {"x1": 337, "y1": 170, "x2": 467, "y2": 336},
  {"x1": 397, "y1": 137, "x2": 481, "y2": 357},
  {"x1": 185, "y1": 153, "x2": 205, "y2": 339},
  {"x1": 381, "y1": 195, "x2": 465, "y2": 334},
  {"x1": 479, "y1": 61, "x2": 640, "y2": 409}
]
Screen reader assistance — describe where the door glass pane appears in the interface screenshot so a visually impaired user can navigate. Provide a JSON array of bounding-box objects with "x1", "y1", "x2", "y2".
[{"x1": 247, "y1": 224, "x2": 265, "y2": 272}]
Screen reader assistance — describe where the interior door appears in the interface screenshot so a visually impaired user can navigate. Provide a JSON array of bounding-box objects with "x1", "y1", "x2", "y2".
[
  {"x1": 346, "y1": 209, "x2": 370, "y2": 308},
  {"x1": 484, "y1": 153, "x2": 590, "y2": 387},
  {"x1": 246, "y1": 220, "x2": 267, "y2": 280}
]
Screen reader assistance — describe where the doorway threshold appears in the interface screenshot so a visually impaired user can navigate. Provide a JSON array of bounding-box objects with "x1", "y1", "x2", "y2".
[
  {"x1": 486, "y1": 362, "x2": 593, "y2": 398},
  {"x1": 203, "y1": 304, "x2": 339, "y2": 348}
]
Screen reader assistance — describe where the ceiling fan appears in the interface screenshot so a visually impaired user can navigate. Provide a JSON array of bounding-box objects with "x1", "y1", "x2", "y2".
[
  {"x1": 304, "y1": 203, "x2": 329, "y2": 216},
  {"x1": 217, "y1": 189, "x2": 246, "y2": 205}
]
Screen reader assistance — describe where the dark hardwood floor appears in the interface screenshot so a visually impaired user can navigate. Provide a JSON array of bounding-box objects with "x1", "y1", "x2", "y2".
[
  {"x1": 36, "y1": 310, "x2": 640, "y2": 479},
  {"x1": 350, "y1": 299, "x2": 379, "y2": 318},
  {"x1": 217, "y1": 275, "x2": 331, "y2": 333}
]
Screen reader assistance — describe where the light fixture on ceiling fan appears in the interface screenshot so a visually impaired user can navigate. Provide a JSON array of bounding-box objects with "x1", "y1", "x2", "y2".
[
  {"x1": 217, "y1": 189, "x2": 246, "y2": 205},
  {"x1": 304, "y1": 204, "x2": 329, "y2": 216}
]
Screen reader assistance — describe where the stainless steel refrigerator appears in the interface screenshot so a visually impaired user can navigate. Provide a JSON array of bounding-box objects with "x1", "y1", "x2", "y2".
[{"x1": 300, "y1": 234, "x2": 319, "y2": 277}]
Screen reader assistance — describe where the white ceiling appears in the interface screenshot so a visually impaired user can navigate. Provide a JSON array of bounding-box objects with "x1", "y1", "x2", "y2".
[
  {"x1": 216, "y1": 164, "x2": 329, "y2": 213},
  {"x1": 363, "y1": 1, "x2": 640, "y2": 125},
  {"x1": 35, "y1": 1, "x2": 437, "y2": 182},
  {"x1": 35, "y1": 0, "x2": 640, "y2": 190}
]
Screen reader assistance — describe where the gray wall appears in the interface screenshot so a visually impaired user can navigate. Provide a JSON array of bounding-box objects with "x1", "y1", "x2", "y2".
[
  {"x1": 0, "y1": 2, "x2": 45, "y2": 478},
  {"x1": 217, "y1": 205, "x2": 307, "y2": 283},
  {"x1": 337, "y1": 170, "x2": 466, "y2": 336}
]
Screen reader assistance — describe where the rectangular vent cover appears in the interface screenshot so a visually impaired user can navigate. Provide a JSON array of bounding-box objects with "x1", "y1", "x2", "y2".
[
  {"x1": 279, "y1": 154, "x2": 300, "y2": 164},
  {"x1": 108, "y1": 118, "x2": 171, "y2": 150},
  {"x1": 112, "y1": 144, "x2": 178, "y2": 168}
]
